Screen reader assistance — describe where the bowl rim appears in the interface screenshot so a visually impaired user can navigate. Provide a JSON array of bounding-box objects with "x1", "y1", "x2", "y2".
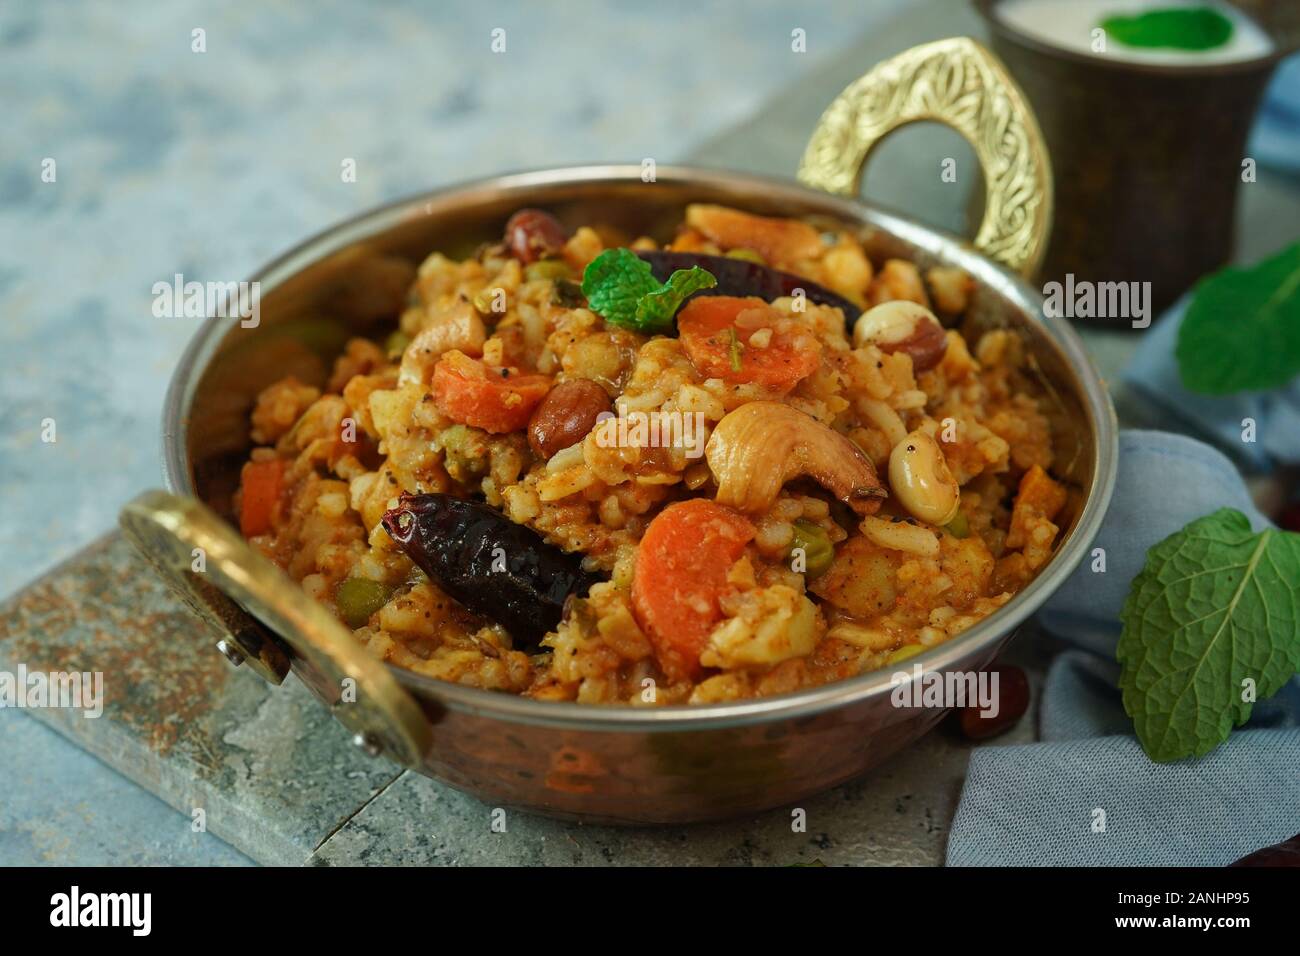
[{"x1": 163, "y1": 163, "x2": 1118, "y2": 733}]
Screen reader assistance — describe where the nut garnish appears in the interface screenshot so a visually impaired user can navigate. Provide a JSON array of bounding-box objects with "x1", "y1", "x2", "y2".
[{"x1": 705, "y1": 401, "x2": 886, "y2": 515}]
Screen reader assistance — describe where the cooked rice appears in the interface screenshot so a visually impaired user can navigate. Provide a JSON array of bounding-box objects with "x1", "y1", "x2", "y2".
[{"x1": 238, "y1": 206, "x2": 1066, "y2": 705}]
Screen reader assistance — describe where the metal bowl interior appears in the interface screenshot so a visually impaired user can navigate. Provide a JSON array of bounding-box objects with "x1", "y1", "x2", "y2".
[{"x1": 164, "y1": 164, "x2": 1117, "y2": 736}]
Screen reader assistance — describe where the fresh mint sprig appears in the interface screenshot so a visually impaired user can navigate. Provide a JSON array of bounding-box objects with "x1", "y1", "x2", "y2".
[
  {"x1": 581, "y1": 248, "x2": 716, "y2": 335},
  {"x1": 1100, "y1": 7, "x2": 1234, "y2": 51},
  {"x1": 1117, "y1": 508, "x2": 1300, "y2": 762},
  {"x1": 1176, "y1": 241, "x2": 1300, "y2": 395}
]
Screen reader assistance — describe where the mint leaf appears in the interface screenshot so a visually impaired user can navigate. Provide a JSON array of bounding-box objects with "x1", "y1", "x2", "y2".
[
  {"x1": 581, "y1": 249, "x2": 716, "y2": 334},
  {"x1": 636, "y1": 267, "x2": 717, "y2": 334},
  {"x1": 1176, "y1": 241, "x2": 1300, "y2": 395},
  {"x1": 1117, "y1": 508, "x2": 1300, "y2": 762},
  {"x1": 1101, "y1": 8, "x2": 1233, "y2": 51},
  {"x1": 581, "y1": 249, "x2": 661, "y2": 329}
]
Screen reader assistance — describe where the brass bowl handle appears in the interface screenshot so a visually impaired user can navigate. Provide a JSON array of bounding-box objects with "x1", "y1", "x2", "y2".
[
  {"x1": 798, "y1": 37, "x2": 1052, "y2": 278},
  {"x1": 120, "y1": 490, "x2": 432, "y2": 766}
]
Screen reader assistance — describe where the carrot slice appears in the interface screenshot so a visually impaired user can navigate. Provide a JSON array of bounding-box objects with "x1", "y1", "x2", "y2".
[
  {"x1": 239, "y1": 458, "x2": 285, "y2": 537},
  {"x1": 432, "y1": 350, "x2": 552, "y2": 434},
  {"x1": 1005, "y1": 464, "x2": 1067, "y2": 549},
  {"x1": 678, "y1": 295, "x2": 821, "y2": 393},
  {"x1": 631, "y1": 499, "x2": 756, "y2": 682}
]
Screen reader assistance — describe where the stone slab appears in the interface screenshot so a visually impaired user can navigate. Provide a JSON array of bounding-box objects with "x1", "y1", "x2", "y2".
[
  {"x1": 0, "y1": 534, "x2": 402, "y2": 866},
  {"x1": 0, "y1": 708, "x2": 252, "y2": 866}
]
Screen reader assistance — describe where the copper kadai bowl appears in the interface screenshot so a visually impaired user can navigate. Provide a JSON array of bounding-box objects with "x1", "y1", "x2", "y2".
[{"x1": 121, "y1": 39, "x2": 1117, "y2": 825}]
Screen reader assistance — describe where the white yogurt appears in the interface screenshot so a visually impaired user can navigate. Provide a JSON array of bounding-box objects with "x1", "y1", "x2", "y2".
[{"x1": 997, "y1": 0, "x2": 1273, "y2": 65}]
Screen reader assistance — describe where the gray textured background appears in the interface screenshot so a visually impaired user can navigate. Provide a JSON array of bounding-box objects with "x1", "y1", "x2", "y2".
[{"x1": 0, "y1": 0, "x2": 899, "y2": 599}]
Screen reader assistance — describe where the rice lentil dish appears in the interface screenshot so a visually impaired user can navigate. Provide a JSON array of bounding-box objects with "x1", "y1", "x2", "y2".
[{"x1": 237, "y1": 203, "x2": 1068, "y2": 705}]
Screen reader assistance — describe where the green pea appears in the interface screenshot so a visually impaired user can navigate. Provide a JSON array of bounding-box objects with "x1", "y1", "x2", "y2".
[
  {"x1": 525, "y1": 259, "x2": 572, "y2": 282},
  {"x1": 944, "y1": 511, "x2": 970, "y2": 539},
  {"x1": 551, "y1": 277, "x2": 585, "y2": 308},
  {"x1": 336, "y1": 577, "x2": 394, "y2": 629},
  {"x1": 725, "y1": 248, "x2": 766, "y2": 265},
  {"x1": 384, "y1": 330, "x2": 411, "y2": 358},
  {"x1": 440, "y1": 423, "x2": 472, "y2": 453},
  {"x1": 886, "y1": 643, "x2": 926, "y2": 665},
  {"x1": 439, "y1": 424, "x2": 488, "y2": 480},
  {"x1": 789, "y1": 519, "x2": 834, "y2": 578},
  {"x1": 472, "y1": 285, "x2": 507, "y2": 316}
]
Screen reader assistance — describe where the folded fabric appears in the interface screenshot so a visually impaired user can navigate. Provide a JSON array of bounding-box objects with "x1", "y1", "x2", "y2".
[
  {"x1": 1123, "y1": 298, "x2": 1300, "y2": 470},
  {"x1": 1250, "y1": 53, "x2": 1300, "y2": 174},
  {"x1": 1035, "y1": 430, "x2": 1272, "y2": 656},
  {"x1": 947, "y1": 728, "x2": 1300, "y2": 866},
  {"x1": 946, "y1": 430, "x2": 1300, "y2": 866},
  {"x1": 1040, "y1": 650, "x2": 1300, "y2": 745}
]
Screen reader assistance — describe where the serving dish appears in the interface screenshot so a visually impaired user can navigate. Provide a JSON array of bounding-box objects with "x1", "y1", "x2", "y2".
[{"x1": 121, "y1": 39, "x2": 1117, "y2": 824}]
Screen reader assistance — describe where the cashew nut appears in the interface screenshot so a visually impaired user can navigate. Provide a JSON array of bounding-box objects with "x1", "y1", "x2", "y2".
[
  {"x1": 398, "y1": 299, "x2": 487, "y2": 385},
  {"x1": 705, "y1": 401, "x2": 886, "y2": 515}
]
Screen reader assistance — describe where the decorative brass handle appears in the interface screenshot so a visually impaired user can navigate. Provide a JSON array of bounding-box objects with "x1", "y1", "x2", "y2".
[
  {"x1": 798, "y1": 37, "x2": 1052, "y2": 278},
  {"x1": 120, "y1": 490, "x2": 432, "y2": 766}
]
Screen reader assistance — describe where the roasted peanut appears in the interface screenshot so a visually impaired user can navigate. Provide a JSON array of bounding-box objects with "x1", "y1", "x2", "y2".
[
  {"x1": 888, "y1": 431, "x2": 960, "y2": 526},
  {"x1": 527, "y1": 378, "x2": 611, "y2": 459},
  {"x1": 504, "y1": 209, "x2": 568, "y2": 264},
  {"x1": 853, "y1": 301, "x2": 948, "y2": 372}
]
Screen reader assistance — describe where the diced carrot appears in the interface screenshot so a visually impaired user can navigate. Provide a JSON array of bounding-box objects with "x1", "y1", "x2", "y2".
[
  {"x1": 432, "y1": 349, "x2": 552, "y2": 434},
  {"x1": 239, "y1": 458, "x2": 286, "y2": 537},
  {"x1": 678, "y1": 296, "x2": 821, "y2": 393},
  {"x1": 631, "y1": 499, "x2": 756, "y2": 682},
  {"x1": 685, "y1": 204, "x2": 824, "y2": 266},
  {"x1": 1005, "y1": 465, "x2": 1067, "y2": 549}
]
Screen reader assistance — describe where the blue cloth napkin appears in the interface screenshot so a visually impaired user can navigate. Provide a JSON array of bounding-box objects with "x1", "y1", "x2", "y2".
[
  {"x1": 946, "y1": 431, "x2": 1300, "y2": 866},
  {"x1": 1251, "y1": 53, "x2": 1300, "y2": 174},
  {"x1": 1123, "y1": 296, "x2": 1300, "y2": 470}
]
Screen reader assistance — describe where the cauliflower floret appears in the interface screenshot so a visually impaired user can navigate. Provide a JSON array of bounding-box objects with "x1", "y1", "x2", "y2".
[{"x1": 700, "y1": 585, "x2": 819, "y2": 670}]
